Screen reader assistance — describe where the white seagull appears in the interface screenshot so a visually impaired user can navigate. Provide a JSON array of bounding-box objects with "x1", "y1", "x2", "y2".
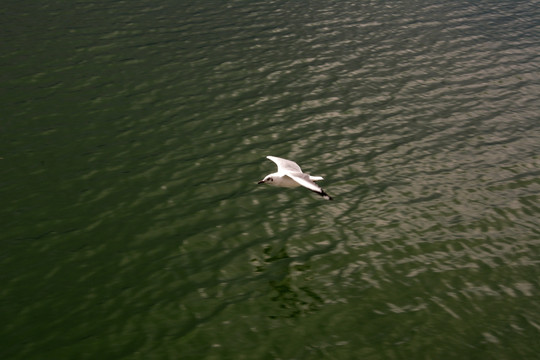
[{"x1": 258, "y1": 156, "x2": 333, "y2": 200}]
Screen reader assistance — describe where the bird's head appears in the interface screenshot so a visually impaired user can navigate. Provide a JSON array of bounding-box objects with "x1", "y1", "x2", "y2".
[{"x1": 257, "y1": 175, "x2": 274, "y2": 184}]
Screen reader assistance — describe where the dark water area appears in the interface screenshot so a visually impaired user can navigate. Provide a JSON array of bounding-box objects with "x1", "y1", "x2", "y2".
[{"x1": 1, "y1": 0, "x2": 539, "y2": 359}]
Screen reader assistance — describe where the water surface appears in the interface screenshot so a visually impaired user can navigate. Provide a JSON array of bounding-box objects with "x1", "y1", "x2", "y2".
[{"x1": 2, "y1": 0, "x2": 539, "y2": 359}]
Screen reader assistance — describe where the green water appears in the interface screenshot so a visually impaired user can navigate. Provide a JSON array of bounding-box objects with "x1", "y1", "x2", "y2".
[{"x1": 2, "y1": 0, "x2": 539, "y2": 359}]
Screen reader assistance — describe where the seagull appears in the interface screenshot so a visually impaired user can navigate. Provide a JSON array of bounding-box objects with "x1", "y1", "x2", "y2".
[{"x1": 258, "y1": 156, "x2": 333, "y2": 200}]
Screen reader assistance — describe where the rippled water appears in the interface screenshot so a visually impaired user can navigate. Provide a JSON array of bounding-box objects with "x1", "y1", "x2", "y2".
[{"x1": 2, "y1": 0, "x2": 539, "y2": 359}]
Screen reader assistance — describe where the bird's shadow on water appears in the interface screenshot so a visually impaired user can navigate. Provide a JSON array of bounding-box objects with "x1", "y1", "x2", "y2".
[{"x1": 252, "y1": 241, "x2": 336, "y2": 319}]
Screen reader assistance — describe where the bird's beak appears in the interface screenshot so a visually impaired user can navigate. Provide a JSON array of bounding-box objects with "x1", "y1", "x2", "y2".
[{"x1": 257, "y1": 180, "x2": 265, "y2": 184}]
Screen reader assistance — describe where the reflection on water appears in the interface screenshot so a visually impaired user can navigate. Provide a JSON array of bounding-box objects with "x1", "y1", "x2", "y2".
[{"x1": 254, "y1": 244, "x2": 329, "y2": 319}]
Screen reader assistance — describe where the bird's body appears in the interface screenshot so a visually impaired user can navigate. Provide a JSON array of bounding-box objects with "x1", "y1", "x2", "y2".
[{"x1": 258, "y1": 156, "x2": 333, "y2": 200}]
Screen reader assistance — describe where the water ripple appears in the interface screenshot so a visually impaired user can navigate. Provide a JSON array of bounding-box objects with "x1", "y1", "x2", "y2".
[{"x1": 2, "y1": 0, "x2": 540, "y2": 358}]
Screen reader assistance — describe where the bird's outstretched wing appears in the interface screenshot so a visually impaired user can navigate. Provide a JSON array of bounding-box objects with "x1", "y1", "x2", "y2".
[
  {"x1": 267, "y1": 156, "x2": 302, "y2": 173},
  {"x1": 288, "y1": 173, "x2": 333, "y2": 200}
]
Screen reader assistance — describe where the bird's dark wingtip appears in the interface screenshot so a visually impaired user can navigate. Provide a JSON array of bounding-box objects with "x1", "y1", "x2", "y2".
[{"x1": 312, "y1": 189, "x2": 333, "y2": 200}]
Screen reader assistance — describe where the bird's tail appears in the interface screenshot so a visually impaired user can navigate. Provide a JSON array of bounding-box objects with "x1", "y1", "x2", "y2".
[{"x1": 309, "y1": 176, "x2": 324, "y2": 182}]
